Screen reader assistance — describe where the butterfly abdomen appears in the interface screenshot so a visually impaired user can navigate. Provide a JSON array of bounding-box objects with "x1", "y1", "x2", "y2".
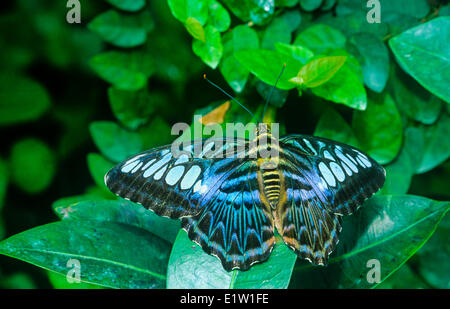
[{"x1": 261, "y1": 169, "x2": 281, "y2": 208}]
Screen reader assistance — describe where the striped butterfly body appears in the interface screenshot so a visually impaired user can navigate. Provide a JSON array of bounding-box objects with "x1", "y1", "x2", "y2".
[{"x1": 105, "y1": 124, "x2": 385, "y2": 271}]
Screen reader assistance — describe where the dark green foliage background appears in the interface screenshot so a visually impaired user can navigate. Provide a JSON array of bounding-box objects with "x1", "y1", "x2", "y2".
[{"x1": 0, "y1": 0, "x2": 448, "y2": 289}]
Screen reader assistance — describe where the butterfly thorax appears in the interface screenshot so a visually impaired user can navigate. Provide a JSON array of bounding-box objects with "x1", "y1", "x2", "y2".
[{"x1": 252, "y1": 124, "x2": 285, "y2": 210}]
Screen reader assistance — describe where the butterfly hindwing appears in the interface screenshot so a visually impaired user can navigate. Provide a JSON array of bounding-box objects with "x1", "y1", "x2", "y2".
[
  {"x1": 182, "y1": 160, "x2": 275, "y2": 271},
  {"x1": 275, "y1": 134, "x2": 385, "y2": 264}
]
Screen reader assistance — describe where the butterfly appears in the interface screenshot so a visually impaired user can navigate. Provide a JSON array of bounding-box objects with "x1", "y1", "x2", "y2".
[{"x1": 104, "y1": 73, "x2": 386, "y2": 271}]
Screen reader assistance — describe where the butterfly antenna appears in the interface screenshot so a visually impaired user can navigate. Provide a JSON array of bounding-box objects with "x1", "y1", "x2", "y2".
[
  {"x1": 203, "y1": 74, "x2": 256, "y2": 121},
  {"x1": 261, "y1": 64, "x2": 286, "y2": 123}
]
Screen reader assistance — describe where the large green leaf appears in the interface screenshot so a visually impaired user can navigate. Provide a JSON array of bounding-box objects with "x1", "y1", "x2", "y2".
[
  {"x1": 389, "y1": 17, "x2": 450, "y2": 103},
  {"x1": 221, "y1": 0, "x2": 274, "y2": 25},
  {"x1": 9, "y1": 138, "x2": 56, "y2": 194},
  {"x1": 415, "y1": 112, "x2": 450, "y2": 174},
  {"x1": 289, "y1": 195, "x2": 449, "y2": 288},
  {"x1": 352, "y1": 94, "x2": 403, "y2": 164},
  {"x1": 235, "y1": 49, "x2": 303, "y2": 90},
  {"x1": 89, "y1": 51, "x2": 154, "y2": 91},
  {"x1": 299, "y1": 0, "x2": 323, "y2": 12},
  {"x1": 88, "y1": 9, "x2": 153, "y2": 48},
  {"x1": 314, "y1": 107, "x2": 360, "y2": 148},
  {"x1": 53, "y1": 199, "x2": 179, "y2": 244},
  {"x1": 389, "y1": 65, "x2": 442, "y2": 125},
  {"x1": 348, "y1": 32, "x2": 389, "y2": 93},
  {"x1": 89, "y1": 121, "x2": 142, "y2": 162},
  {"x1": 220, "y1": 25, "x2": 259, "y2": 92},
  {"x1": 379, "y1": 127, "x2": 422, "y2": 195},
  {"x1": 167, "y1": 231, "x2": 297, "y2": 289},
  {"x1": 0, "y1": 74, "x2": 50, "y2": 126},
  {"x1": 0, "y1": 220, "x2": 171, "y2": 289},
  {"x1": 414, "y1": 215, "x2": 450, "y2": 288}
]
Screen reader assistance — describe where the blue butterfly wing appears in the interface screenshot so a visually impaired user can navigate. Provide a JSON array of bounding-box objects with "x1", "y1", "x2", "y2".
[
  {"x1": 276, "y1": 134, "x2": 385, "y2": 265},
  {"x1": 105, "y1": 138, "x2": 275, "y2": 270},
  {"x1": 182, "y1": 160, "x2": 275, "y2": 271}
]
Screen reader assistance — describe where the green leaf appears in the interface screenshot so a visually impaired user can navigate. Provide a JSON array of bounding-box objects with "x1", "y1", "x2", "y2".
[
  {"x1": 192, "y1": 25, "x2": 223, "y2": 69},
  {"x1": 47, "y1": 271, "x2": 103, "y2": 289},
  {"x1": 261, "y1": 17, "x2": 291, "y2": 50},
  {"x1": 221, "y1": 0, "x2": 274, "y2": 25},
  {"x1": 88, "y1": 9, "x2": 154, "y2": 48},
  {"x1": 379, "y1": 127, "x2": 423, "y2": 195},
  {"x1": 167, "y1": 0, "x2": 209, "y2": 25},
  {"x1": 389, "y1": 17, "x2": 450, "y2": 103},
  {"x1": 275, "y1": 42, "x2": 314, "y2": 64},
  {"x1": 348, "y1": 32, "x2": 389, "y2": 93},
  {"x1": 208, "y1": 0, "x2": 231, "y2": 32},
  {"x1": 352, "y1": 94, "x2": 403, "y2": 164},
  {"x1": 290, "y1": 56, "x2": 347, "y2": 88},
  {"x1": 0, "y1": 74, "x2": 50, "y2": 126},
  {"x1": 86, "y1": 153, "x2": 115, "y2": 193},
  {"x1": 89, "y1": 121, "x2": 142, "y2": 162},
  {"x1": 318, "y1": 11, "x2": 389, "y2": 40},
  {"x1": 219, "y1": 25, "x2": 259, "y2": 92},
  {"x1": 10, "y1": 138, "x2": 56, "y2": 194},
  {"x1": 389, "y1": 66, "x2": 442, "y2": 125},
  {"x1": 299, "y1": 0, "x2": 323, "y2": 12},
  {"x1": 0, "y1": 220, "x2": 171, "y2": 289},
  {"x1": 314, "y1": 107, "x2": 360, "y2": 148},
  {"x1": 167, "y1": 231, "x2": 297, "y2": 289},
  {"x1": 280, "y1": 10, "x2": 302, "y2": 32},
  {"x1": 376, "y1": 264, "x2": 430, "y2": 289},
  {"x1": 105, "y1": 0, "x2": 146, "y2": 12},
  {"x1": 234, "y1": 49, "x2": 303, "y2": 90},
  {"x1": 90, "y1": 51, "x2": 154, "y2": 91},
  {"x1": 108, "y1": 87, "x2": 156, "y2": 130},
  {"x1": 54, "y1": 199, "x2": 179, "y2": 244},
  {"x1": 416, "y1": 113, "x2": 450, "y2": 174},
  {"x1": 290, "y1": 195, "x2": 449, "y2": 288},
  {"x1": 311, "y1": 60, "x2": 367, "y2": 110},
  {"x1": 294, "y1": 24, "x2": 346, "y2": 54},
  {"x1": 414, "y1": 215, "x2": 450, "y2": 288},
  {"x1": 185, "y1": 17, "x2": 205, "y2": 42}
]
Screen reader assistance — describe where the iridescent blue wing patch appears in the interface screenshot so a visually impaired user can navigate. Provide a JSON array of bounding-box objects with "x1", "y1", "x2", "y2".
[
  {"x1": 276, "y1": 134, "x2": 385, "y2": 264},
  {"x1": 182, "y1": 160, "x2": 275, "y2": 271}
]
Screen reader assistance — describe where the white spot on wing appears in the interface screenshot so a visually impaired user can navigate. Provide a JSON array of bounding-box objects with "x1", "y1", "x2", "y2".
[
  {"x1": 323, "y1": 150, "x2": 335, "y2": 161},
  {"x1": 165, "y1": 165, "x2": 185, "y2": 186},
  {"x1": 329, "y1": 162, "x2": 345, "y2": 182},
  {"x1": 303, "y1": 139, "x2": 317, "y2": 155},
  {"x1": 154, "y1": 165, "x2": 167, "y2": 180},
  {"x1": 143, "y1": 153, "x2": 172, "y2": 178},
  {"x1": 180, "y1": 165, "x2": 202, "y2": 190},
  {"x1": 121, "y1": 160, "x2": 139, "y2": 173},
  {"x1": 357, "y1": 154, "x2": 372, "y2": 167},
  {"x1": 336, "y1": 149, "x2": 358, "y2": 173},
  {"x1": 130, "y1": 162, "x2": 143, "y2": 174},
  {"x1": 174, "y1": 154, "x2": 189, "y2": 165},
  {"x1": 142, "y1": 158, "x2": 156, "y2": 170},
  {"x1": 319, "y1": 162, "x2": 336, "y2": 187}
]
